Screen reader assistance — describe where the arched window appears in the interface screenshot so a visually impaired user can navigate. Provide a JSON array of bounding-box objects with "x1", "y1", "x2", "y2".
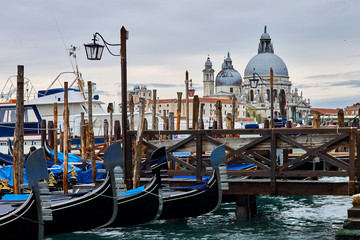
[
  {"x1": 274, "y1": 89, "x2": 277, "y2": 101},
  {"x1": 266, "y1": 89, "x2": 270, "y2": 101}
]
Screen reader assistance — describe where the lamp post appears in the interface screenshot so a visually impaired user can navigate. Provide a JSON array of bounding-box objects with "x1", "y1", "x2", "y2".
[
  {"x1": 84, "y1": 26, "x2": 129, "y2": 177},
  {"x1": 249, "y1": 68, "x2": 274, "y2": 128}
]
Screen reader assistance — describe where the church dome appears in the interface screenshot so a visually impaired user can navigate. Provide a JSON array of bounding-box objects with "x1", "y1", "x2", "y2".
[
  {"x1": 244, "y1": 52, "x2": 288, "y2": 78},
  {"x1": 244, "y1": 26, "x2": 289, "y2": 78},
  {"x1": 215, "y1": 52, "x2": 242, "y2": 86}
]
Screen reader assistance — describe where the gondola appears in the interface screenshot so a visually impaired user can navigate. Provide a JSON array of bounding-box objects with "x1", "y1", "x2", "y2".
[
  {"x1": 43, "y1": 141, "x2": 122, "y2": 236},
  {"x1": 109, "y1": 146, "x2": 166, "y2": 227},
  {"x1": 0, "y1": 148, "x2": 51, "y2": 240},
  {"x1": 159, "y1": 144, "x2": 228, "y2": 220}
]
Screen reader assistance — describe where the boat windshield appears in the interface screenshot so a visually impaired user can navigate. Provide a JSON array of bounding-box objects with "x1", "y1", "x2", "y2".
[{"x1": 0, "y1": 107, "x2": 38, "y2": 123}]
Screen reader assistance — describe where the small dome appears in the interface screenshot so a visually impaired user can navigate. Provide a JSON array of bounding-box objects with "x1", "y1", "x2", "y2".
[
  {"x1": 133, "y1": 85, "x2": 140, "y2": 91},
  {"x1": 261, "y1": 32, "x2": 271, "y2": 40},
  {"x1": 205, "y1": 56, "x2": 212, "y2": 67},
  {"x1": 216, "y1": 52, "x2": 242, "y2": 86},
  {"x1": 244, "y1": 52, "x2": 288, "y2": 78}
]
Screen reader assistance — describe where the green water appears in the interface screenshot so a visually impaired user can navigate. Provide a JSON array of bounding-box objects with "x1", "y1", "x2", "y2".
[{"x1": 44, "y1": 195, "x2": 351, "y2": 240}]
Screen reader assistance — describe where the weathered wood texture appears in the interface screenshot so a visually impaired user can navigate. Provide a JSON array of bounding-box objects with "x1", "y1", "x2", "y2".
[
  {"x1": 13, "y1": 65, "x2": 24, "y2": 194},
  {"x1": 129, "y1": 127, "x2": 358, "y2": 195}
]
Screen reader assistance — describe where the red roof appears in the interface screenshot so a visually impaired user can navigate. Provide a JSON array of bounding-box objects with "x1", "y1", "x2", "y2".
[{"x1": 310, "y1": 108, "x2": 339, "y2": 115}]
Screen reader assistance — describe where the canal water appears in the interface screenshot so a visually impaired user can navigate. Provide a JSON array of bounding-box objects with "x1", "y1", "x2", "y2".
[{"x1": 44, "y1": 195, "x2": 351, "y2": 240}]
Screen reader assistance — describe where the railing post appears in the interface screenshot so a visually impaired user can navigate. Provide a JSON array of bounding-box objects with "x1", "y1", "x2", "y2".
[{"x1": 196, "y1": 131, "x2": 202, "y2": 181}]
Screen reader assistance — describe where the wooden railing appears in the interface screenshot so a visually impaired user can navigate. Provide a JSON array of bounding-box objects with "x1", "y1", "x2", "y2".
[{"x1": 126, "y1": 127, "x2": 359, "y2": 195}]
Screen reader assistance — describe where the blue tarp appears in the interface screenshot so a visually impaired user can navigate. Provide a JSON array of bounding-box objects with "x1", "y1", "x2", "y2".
[
  {"x1": 0, "y1": 162, "x2": 106, "y2": 186},
  {"x1": 227, "y1": 163, "x2": 254, "y2": 170},
  {"x1": 1, "y1": 194, "x2": 30, "y2": 201},
  {"x1": 49, "y1": 150, "x2": 89, "y2": 164},
  {"x1": 121, "y1": 185, "x2": 145, "y2": 196}
]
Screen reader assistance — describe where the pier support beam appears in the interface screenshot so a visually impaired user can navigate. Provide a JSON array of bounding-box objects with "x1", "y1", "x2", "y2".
[{"x1": 235, "y1": 195, "x2": 258, "y2": 219}]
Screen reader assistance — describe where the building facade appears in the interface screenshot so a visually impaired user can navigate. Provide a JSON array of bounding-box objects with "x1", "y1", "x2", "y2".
[{"x1": 202, "y1": 26, "x2": 311, "y2": 124}]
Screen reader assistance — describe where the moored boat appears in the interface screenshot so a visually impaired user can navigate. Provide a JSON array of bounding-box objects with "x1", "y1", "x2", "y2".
[
  {"x1": 43, "y1": 141, "x2": 122, "y2": 236},
  {"x1": 159, "y1": 144, "x2": 228, "y2": 220},
  {"x1": 109, "y1": 146, "x2": 167, "y2": 227},
  {"x1": 0, "y1": 148, "x2": 51, "y2": 240}
]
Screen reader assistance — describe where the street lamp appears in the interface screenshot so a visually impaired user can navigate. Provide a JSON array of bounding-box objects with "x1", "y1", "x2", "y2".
[
  {"x1": 84, "y1": 26, "x2": 129, "y2": 180},
  {"x1": 188, "y1": 79, "x2": 195, "y2": 97},
  {"x1": 249, "y1": 68, "x2": 274, "y2": 128}
]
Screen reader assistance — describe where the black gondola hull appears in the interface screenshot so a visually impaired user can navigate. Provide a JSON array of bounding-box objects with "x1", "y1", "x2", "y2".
[
  {"x1": 0, "y1": 192, "x2": 41, "y2": 240},
  {"x1": 44, "y1": 175, "x2": 116, "y2": 236},
  {"x1": 110, "y1": 175, "x2": 162, "y2": 227},
  {"x1": 159, "y1": 174, "x2": 220, "y2": 220}
]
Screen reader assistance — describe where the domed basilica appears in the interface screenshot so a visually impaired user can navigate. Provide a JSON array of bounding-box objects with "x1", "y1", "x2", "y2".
[{"x1": 202, "y1": 26, "x2": 311, "y2": 123}]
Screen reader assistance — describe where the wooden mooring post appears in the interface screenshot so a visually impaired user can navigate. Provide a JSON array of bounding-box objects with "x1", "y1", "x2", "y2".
[
  {"x1": 88, "y1": 81, "x2": 96, "y2": 183},
  {"x1": 80, "y1": 112, "x2": 86, "y2": 164},
  {"x1": 53, "y1": 102, "x2": 58, "y2": 165},
  {"x1": 63, "y1": 82, "x2": 69, "y2": 194},
  {"x1": 177, "y1": 92, "x2": 182, "y2": 130},
  {"x1": 152, "y1": 90, "x2": 157, "y2": 130},
  {"x1": 133, "y1": 98, "x2": 146, "y2": 188},
  {"x1": 48, "y1": 121, "x2": 54, "y2": 148},
  {"x1": 13, "y1": 65, "x2": 24, "y2": 194},
  {"x1": 107, "y1": 103, "x2": 114, "y2": 144},
  {"x1": 192, "y1": 95, "x2": 199, "y2": 130},
  {"x1": 41, "y1": 119, "x2": 46, "y2": 147}
]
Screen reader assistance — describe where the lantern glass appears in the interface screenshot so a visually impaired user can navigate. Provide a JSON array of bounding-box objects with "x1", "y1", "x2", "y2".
[
  {"x1": 84, "y1": 42, "x2": 105, "y2": 60},
  {"x1": 249, "y1": 77, "x2": 259, "y2": 88},
  {"x1": 189, "y1": 88, "x2": 195, "y2": 97}
]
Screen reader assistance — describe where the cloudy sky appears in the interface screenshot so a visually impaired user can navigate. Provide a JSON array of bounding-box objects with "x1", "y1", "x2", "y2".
[{"x1": 0, "y1": 0, "x2": 359, "y2": 109}]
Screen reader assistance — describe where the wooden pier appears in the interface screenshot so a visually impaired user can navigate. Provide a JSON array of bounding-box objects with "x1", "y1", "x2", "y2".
[{"x1": 129, "y1": 127, "x2": 359, "y2": 196}]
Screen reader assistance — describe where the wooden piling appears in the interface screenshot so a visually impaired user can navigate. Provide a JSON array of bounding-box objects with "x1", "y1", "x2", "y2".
[
  {"x1": 338, "y1": 109, "x2": 345, "y2": 127},
  {"x1": 104, "y1": 119, "x2": 109, "y2": 145},
  {"x1": 48, "y1": 121, "x2": 54, "y2": 148},
  {"x1": 114, "y1": 120, "x2": 121, "y2": 140},
  {"x1": 129, "y1": 94, "x2": 134, "y2": 130},
  {"x1": 152, "y1": 89, "x2": 157, "y2": 130},
  {"x1": 80, "y1": 112, "x2": 86, "y2": 164},
  {"x1": 312, "y1": 111, "x2": 321, "y2": 128},
  {"x1": 279, "y1": 89, "x2": 287, "y2": 119},
  {"x1": 199, "y1": 103, "x2": 204, "y2": 129},
  {"x1": 107, "y1": 103, "x2": 114, "y2": 144},
  {"x1": 185, "y1": 71, "x2": 189, "y2": 130},
  {"x1": 63, "y1": 82, "x2": 69, "y2": 194},
  {"x1": 13, "y1": 65, "x2": 24, "y2": 194},
  {"x1": 54, "y1": 102, "x2": 58, "y2": 165},
  {"x1": 88, "y1": 81, "x2": 96, "y2": 183},
  {"x1": 133, "y1": 98, "x2": 146, "y2": 188},
  {"x1": 215, "y1": 100, "x2": 223, "y2": 129},
  {"x1": 232, "y1": 96, "x2": 237, "y2": 129},
  {"x1": 177, "y1": 92, "x2": 182, "y2": 130},
  {"x1": 192, "y1": 95, "x2": 199, "y2": 130},
  {"x1": 163, "y1": 110, "x2": 167, "y2": 130},
  {"x1": 41, "y1": 119, "x2": 46, "y2": 147},
  {"x1": 169, "y1": 112, "x2": 175, "y2": 130}
]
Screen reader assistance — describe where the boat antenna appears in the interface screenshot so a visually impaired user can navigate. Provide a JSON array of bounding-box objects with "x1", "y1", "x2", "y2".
[{"x1": 49, "y1": 7, "x2": 76, "y2": 73}]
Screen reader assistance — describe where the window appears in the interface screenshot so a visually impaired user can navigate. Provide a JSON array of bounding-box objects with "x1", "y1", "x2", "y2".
[{"x1": 230, "y1": 87, "x2": 233, "y2": 93}]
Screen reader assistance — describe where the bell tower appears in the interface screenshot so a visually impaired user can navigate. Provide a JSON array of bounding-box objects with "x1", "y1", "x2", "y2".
[{"x1": 202, "y1": 56, "x2": 215, "y2": 97}]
